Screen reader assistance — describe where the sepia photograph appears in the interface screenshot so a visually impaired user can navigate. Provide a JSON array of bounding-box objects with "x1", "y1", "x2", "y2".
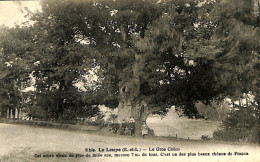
[{"x1": 0, "y1": 0, "x2": 259, "y2": 161}]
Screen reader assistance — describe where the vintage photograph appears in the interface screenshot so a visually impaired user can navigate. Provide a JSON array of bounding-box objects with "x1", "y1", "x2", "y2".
[{"x1": 0, "y1": 0, "x2": 259, "y2": 161}]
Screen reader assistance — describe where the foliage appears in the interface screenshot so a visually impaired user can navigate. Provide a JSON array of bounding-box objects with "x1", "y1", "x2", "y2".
[
  {"x1": 214, "y1": 104, "x2": 260, "y2": 143},
  {"x1": 195, "y1": 0, "x2": 260, "y2": 143},
  {"x1": 26, "y1": 0, "x2": 220, "y2": 119},
  {"x1": 196, "y1": 100, "x2": 230, "y2": 120},
  {"x1": 0, "y1": 26, "x2": 34, "y2": 115}
]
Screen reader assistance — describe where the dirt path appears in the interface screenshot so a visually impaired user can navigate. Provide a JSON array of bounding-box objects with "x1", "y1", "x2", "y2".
[{"x1": 0, "y1": 123, "x2": 259, "y2": 162}]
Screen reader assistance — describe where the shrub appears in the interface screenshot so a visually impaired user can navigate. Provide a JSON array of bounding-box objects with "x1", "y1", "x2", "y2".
[
  {"x1": 213, "y1": 105, "x2": 260, "y2": 143},
  {"x1": 213, "y1": 129, "x2": 249, "y2": 141}
]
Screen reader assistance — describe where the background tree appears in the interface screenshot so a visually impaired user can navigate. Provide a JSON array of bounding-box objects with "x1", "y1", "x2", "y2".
[{"x1": 0, "y1": 26, "x2": 34, "y2": 118}]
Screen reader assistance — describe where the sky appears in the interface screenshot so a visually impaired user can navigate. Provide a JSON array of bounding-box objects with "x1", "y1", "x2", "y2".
[{"x1": 0, "y1": 1, "x2": 41, "y2": 27}]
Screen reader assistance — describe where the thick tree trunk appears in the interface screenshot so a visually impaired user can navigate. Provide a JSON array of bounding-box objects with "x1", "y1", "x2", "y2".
[
  {"x1": 117, "y1": 52, "x2": 159, "y2": 137},
  {"x1": 118, "y1": 100, "x2": 151, "y2": 137}
]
